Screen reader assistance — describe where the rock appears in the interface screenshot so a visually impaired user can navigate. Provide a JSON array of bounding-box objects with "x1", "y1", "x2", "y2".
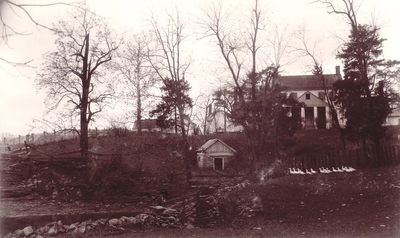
[
  {"x1": 78, "y1": 224, "x2": 86, "y2": 233},
  {"x1": 186, "y1": 224, "x2": 195, "y2": 229},
  {"x1": 94, "y1": 218, "x2": 108, "y2": 226},
  {"x1": 48, "y1": 224, "x2": 58, "y2": 236},
  {"x1": 37, "y1": 225, "x2": 49, "y2": 234},
  {"x1": 4, "y1": 233, "x2": 12, "y2": 238},
  {"x1": 162, "y1": 208, "x2": 178, "y2": 215},
  {"x1": 119, "y1": 216, "x2": 130, "y2": 225},
  {"x1": 109, "y1": 218, "x2": 120, "y2": 226},
  {"x1": 36, "y1": 235, "x2": 44, "y2": 238},
  {"x1": 68, "y1": 223, "x2": 78, "y2": 232},
  {"x1": 12, "y1": 229, "x2": 24, "y2": 238},
  {"x1": 149, "y1": 205, "x2": 167, "y2": 213},
  {"x1": 125, "y1": 216, "x2": 136, "y2": 224},
  {"x1": 23, "y1": 226, "x2": 34, "y2": 236},
  {"x1": 56, "y1": 220, "x2": 66, "y2": 233},
  {"x1": 164, "y1": 216, "x2": 177, "y2": 222}
]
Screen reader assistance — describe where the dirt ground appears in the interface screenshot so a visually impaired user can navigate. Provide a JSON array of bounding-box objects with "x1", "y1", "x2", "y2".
[
  {"x1": 2, "y1": 156, "x2": 400, "y2": 237},
  {"x1": 97, "y1": 165, "x2": 400, "y2": 238}
]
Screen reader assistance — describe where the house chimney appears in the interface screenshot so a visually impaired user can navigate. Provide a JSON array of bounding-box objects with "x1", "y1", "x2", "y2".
[{"x1": 335, "y1": 65, "x2": 340, "y2": 75}]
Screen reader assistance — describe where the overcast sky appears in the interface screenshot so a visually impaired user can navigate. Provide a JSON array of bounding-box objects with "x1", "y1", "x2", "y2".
[{"x1": 0, "y1": 0, "x2": 399, "y2": 137}]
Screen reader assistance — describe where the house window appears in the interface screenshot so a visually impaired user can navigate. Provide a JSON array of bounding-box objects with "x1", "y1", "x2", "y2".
[
  {"x1": 290, "y1": 93, "x2": 298, "y2": 99},
  {"x1": 306, "y1": 93, "x2": 311, "y2": 100}
]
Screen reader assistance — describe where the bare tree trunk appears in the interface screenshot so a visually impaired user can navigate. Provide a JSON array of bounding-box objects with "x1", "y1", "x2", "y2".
[
  {"x1": 80, "y1": 34, "x2": 90, "y2": 159},
  {"x1": 136, "y1": 66, "x2": 142, "y2": 136},
  {"x1": 204, "y1": 105, "x2": 208, "y2": 135}
]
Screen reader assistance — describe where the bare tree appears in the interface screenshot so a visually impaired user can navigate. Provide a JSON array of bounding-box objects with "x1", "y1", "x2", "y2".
[
  {"x1": 148, "y1": 8, "x2": 193, "y2": 139},
  {"x1": 200, "y1": 0, "x2": 304, "y2": 168},
  {"x1": 199, "y1": 0, "x2": 246, "y2": 104},
  {"x1": 30, "y1": 110, "x2": 79, "y2": 135},
  {"x1": 36, "y1": 6, "x2": 118, "y2": 159},
  {"x1": 0, "y1": 0, "x2": 81, "y2": 70},
  {"x1": 114, "y1": 32, "x2": 157, "y2": 136},
  {"x1": 293, "y1": 25, "x2": 346, "y2": 148}
]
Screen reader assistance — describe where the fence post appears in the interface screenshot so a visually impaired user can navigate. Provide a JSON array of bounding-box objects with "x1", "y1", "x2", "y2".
[
  {"x1": 388, "y1": 146, "x2": 394, "y2": 165},
  {"x1": 396, "y1": 146, "x2": 400, "y2": 164},
  {"x1": 383, "y1": 146, "x2": 388, "y2": 166}
]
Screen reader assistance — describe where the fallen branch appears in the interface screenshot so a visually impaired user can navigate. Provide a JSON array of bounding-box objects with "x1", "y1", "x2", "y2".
[{"x1": 24, "y1": 142, "x2": 57, "y2": 160}]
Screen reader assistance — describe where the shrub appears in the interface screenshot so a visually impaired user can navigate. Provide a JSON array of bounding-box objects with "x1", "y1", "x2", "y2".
[{"x1": 88, "y1": 153, "x2": 139, "y2": 194}]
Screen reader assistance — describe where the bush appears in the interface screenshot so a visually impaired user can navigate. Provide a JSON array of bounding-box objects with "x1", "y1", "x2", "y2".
[
  {"x1": 88, "y1": 153, "x2": 140, "y2": 194},
  {"x1": 107, "y1": 121, "x2": 131, "y2": 137}
]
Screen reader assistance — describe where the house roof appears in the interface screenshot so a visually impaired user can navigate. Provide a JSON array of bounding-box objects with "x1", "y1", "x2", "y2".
[
  {"x1": 279, "y1": 74, "x2": 341, "y2": 91},
  {"x1": 196, "y1": 139, "x2": 236, "y2": 153}
]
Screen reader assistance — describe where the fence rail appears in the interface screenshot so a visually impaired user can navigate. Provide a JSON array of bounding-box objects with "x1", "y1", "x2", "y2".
[
  {"x1": 290, "y1": 145, "x2": 400, "y2": 171},
  {"x1": 1, "y1": 129, "x2": 111, "y2": 148},
  {"x1": 2, "y1": 131, "x2": 79, "y2": 146}
]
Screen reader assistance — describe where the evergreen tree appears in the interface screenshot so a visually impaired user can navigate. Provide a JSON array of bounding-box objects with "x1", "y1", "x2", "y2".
[
  {"x1": 150, "y1": 78, "x2": 193, "y2": 134},
  {"x1": 334, "y1": 24, "x2": 397, "y2": 148},
  {"x1": 214, "y1": 67, "x2": 304, "y2": 165}
]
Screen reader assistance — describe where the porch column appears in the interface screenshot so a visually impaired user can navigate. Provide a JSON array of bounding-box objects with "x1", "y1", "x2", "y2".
[
  {"x1": 314, "y1": 107, "x2": 318, "y2": 129},
  {"x1": 326, "y1": 106, "x2": 331, "y2": 129}
]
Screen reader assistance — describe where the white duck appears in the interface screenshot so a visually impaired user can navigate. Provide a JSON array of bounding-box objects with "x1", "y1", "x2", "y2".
[
  {"x1": 310, "y1": 168, "x2": 317, "y2": 174},
  {"x1": 342, "y1": 166, "x2": 356, "y2": 172},
  {"x1": 305, "y1": 169, "x2": 312, "y2": 175},
  {"x1": 324, "y1": 167, "x2": 332, "y2": 173},
  {"x1": 296, "y1": 168, "x2": 305, "y2": 175},
  {"x1": 289, "y1": 168, "x2": 296, "y2": 175},
  {"x1": 347, "y1": 166, "x2": 356, "y2": 172}
]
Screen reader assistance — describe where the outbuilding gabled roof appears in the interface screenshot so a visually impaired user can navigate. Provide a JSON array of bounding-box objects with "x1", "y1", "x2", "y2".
[
  {"x1": 279, "y1": 74, "x2": 341, "y2": 91},
  {"x1": 196, "y1": 139, "x2": 236, "y2": 153}
]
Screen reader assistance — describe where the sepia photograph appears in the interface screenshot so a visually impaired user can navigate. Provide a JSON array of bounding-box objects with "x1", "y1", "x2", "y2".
[{"x1": 0, "y1": 0, "x2": 399, "y2": 237}]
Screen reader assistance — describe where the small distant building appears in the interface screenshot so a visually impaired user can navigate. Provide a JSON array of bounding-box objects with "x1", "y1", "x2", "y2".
[
  {"x1": 386, "y1": 107, "x2": 400, "y2": 126},
  {"x1": 196, "y1": 139, "x2": 236, "y2": 171}
]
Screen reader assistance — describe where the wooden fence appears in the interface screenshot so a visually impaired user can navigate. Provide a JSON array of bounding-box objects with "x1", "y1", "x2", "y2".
[
  {"x1": 289, "y1": 145, "x2": 400, "y2": 171},
  {"x1": 1, "y1": 129, "x2": 110, "y2": 147},
  {"x1": 2, "y1": 132, "x2": 79, "y2": 146}
]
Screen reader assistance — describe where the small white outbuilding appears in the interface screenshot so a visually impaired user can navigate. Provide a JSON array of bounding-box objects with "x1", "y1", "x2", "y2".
[{"x1": 196, "y1": 139, "x2": 236, "y2": 171}]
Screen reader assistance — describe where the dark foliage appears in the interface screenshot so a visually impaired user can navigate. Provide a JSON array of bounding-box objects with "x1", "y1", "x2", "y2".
[
  {"x1": 150, "y1": 78, "x2": 193, "y2": 134},
  {"x1": 334, "y1": 24, "x2": 399, "y2": 146},
  {"x1": 214, "y1": 67, "x2": 304, "y2": 165}
]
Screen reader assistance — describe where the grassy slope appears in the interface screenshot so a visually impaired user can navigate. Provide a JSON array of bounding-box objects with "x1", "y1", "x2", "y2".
[{"x1": 27, "y1": 127, "x2": 400, "y2": 178}]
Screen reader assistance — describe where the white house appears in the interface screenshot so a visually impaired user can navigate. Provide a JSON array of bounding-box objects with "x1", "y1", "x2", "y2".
[
  {"x1": 279, "y1": 66, "x2": 343, "y2": 129},
  {"x1": 204, "y1": 104, "x2": 242, "y2": 134},
  {"x1": 385, "y1": 107, "x2": 400, "y2": 126},
  {"x1": 205, "y1": 65, "x2": 398, "y2": 131}
]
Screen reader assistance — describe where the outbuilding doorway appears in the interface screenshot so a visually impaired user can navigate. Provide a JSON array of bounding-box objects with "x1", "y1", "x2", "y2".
[{"x1": 214, "y1": 158, "x2": 223, "y2": 171}]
